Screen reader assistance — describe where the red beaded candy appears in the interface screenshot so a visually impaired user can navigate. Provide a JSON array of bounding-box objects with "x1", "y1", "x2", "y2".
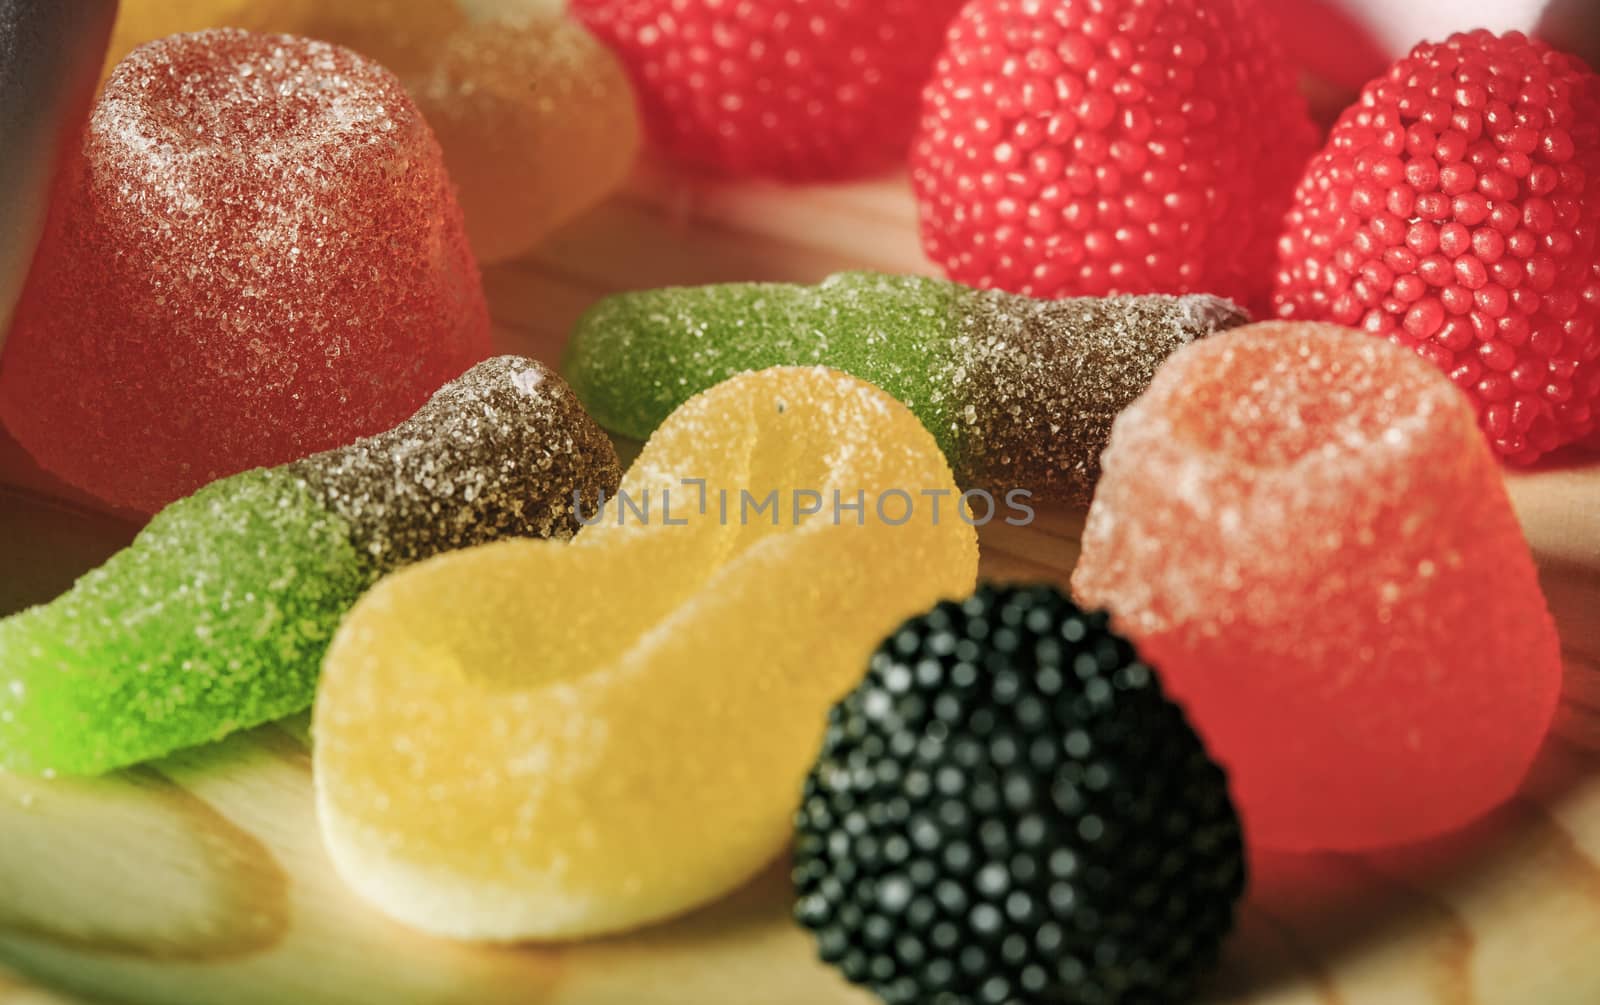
[
  {"x1": 1274, "y1": 30, "x2": 1600, "y2": 462},
  {"x1": 572, "y1": 0, "x2": 967, "y2": 180},
  {"x1": 912, "y1": 0, "x2": 1317, "y2": 311}
]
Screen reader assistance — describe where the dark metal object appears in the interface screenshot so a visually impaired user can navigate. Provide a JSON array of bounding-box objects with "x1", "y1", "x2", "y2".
[{"x1": 0, "y1": 0, "x2": 117, "y2": 343}]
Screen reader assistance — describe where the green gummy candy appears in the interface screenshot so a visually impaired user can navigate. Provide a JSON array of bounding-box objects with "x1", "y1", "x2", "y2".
[
  {"x1": 0, "y1": 357, "x2": 621, "y2": 774},
  {"x1": 564, "y1": 271, "x2": 1249, "y2": 503},
  {"x1": 0, "y1": 470, "x2": 367, "y2": 774},
  {"x1": 567, "y1": 273, "x2": 965, "y2": 450}
]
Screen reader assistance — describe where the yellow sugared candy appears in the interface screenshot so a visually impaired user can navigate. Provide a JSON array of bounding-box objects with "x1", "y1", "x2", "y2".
[
  {"x1": 282, "y1": 3, "x2": 471, "y2": 71},
  {"x1": 313, "y1": 367, "x2": 980, "y2": 940},
  {"x1": 404, "y1": 14, "x2": 640, "y2": 264},
  {"x1": 106, "y1": 0, "x2": 318, "y2": 62},
  {"x1": 106, "y1": 2, "x2": 639, "y2": 264}
]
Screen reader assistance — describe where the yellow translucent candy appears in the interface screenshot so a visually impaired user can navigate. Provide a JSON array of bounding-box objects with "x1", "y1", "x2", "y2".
[
  {"x1": 314, "y1": 368, "x2": 980, "y2": 940},
  {"x1": 403, "y1": 14, "x2": 640, "y2": 264},
  {"x1": 288, "y1": 3, "x2": 471, "y2": 72},
  {"x1": 106, "y1": 3, "x2": 638, "y2": 264},
  {"x1": 106, "y1": 1, "x2": 461, "y2": 70},
  {"x1": 105, "y1": 0, "x2": 322, "y2": 69}
]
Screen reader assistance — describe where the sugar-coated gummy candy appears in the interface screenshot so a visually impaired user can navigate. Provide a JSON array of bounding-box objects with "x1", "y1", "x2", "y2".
[
  {"x1": 401, "y1": 12, "x2": 640, "y2": 264},
  {"x1": 292, "y1": 357, "x2": 619, "y2": 572},
  {"x1": 105, "y1": 3, "x2": 641, "y2": 265},
  {"x1": 0, "y1": 0, "x2": 116, "y2": 342},
  {"x1": 0, "y1": 471, "x2": 366, "y2": 775},
  {"x1": 0, "y1": 358, "x2": 621, "y2": 776},
  {"x1": 1072, "y1": 322, "x2": 1562, "y2": 851},
  {"x1": 314, "y1": 367, "x2": 980, "y2": 940},
  {"x1": 564, "y1": 272, "x2": 1248, "y2": 505},
  {"x1": 266, "y1": 2, "x2": 467, "y2": 72},
  {"x1": 0, "y1": 29, "x2": 492, "y2": 514}
]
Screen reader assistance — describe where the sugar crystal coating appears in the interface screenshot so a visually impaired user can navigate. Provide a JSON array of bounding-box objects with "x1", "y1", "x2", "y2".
[
  {"x1": 293, "y1": 356, "x2": 622, "y2": 573},
  {"x1": 956, "y1": 289, "x2": 1249, "y2": 502},
  {"x1": 315, "y1": 367, "x2": 980, "y2": 940},
  {"x1": 0, "y1": 357, "x2": 620, "y2": 775},
  {"x1": 0, "y1": 28, "x2": 492, "y2": 514},
  {"x1": 1072, "y1": 322, "x2": 1562, "y2": 850},
  {"x1": 0, "y1": 470, "x2": 365, "y2": 775},
  {"x1": 564, "y1": 272, "x2": 1248, "y2": 504},
  {"x1": 104, "y1": 4, "x2": 641, "y2": 264}
]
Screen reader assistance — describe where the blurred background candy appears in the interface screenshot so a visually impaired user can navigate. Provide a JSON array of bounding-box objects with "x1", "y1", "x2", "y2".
[
  {"x1": 572, "y1": 0, "x2": 968, "y2": 180},
  {"x1": 1280, "y1": 0, "x2": 1600, "y2": 122},
  {"x1": 399, "y1": 12, "x2": 640, "y2": 264}
]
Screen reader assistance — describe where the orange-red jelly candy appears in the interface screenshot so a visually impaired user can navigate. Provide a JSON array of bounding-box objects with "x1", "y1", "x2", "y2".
[
  {"x1": 1073, "y1": 322, "x2": 1562, "y2": 851},
  {"x1": 0, "y1": 29, "x2": 491, "y2": 513}
]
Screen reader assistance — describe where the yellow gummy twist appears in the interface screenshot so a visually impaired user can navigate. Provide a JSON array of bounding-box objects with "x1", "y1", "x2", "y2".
[{"x1": 313, "y1": 367, "x2": 980, "y2": 940}]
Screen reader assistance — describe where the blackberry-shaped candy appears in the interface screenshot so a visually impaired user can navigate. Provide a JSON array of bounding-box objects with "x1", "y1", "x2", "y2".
[{"x1": 794, "y1": 584, "x2": 1244, "y2": 1005}]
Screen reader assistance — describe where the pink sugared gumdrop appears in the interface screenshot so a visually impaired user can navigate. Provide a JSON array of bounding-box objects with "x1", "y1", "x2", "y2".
[
  {"x1": 0, "y1": 29, "x2": 491, "y2": 513},
  {"x1": 1072, "y1": 321, "x2": 1562, "y2": 851}
]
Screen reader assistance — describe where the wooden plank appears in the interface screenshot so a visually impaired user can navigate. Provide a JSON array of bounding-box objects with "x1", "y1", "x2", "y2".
[{"x1": 1, "y1": 163, "x2": 1598, "y2": 1004}]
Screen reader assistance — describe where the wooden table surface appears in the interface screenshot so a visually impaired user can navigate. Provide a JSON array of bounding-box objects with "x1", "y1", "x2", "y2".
[{"x1": 1, "y1": 163, "x2": 1598, "y2": 1005}]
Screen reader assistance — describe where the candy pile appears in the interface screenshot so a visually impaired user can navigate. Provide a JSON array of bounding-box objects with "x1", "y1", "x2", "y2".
[
  {"x1": 0, "y1": 7, "x2": 1591, "y2": 1005},
  {"x1": 0, "y1": 358, "x2": 619, "y2": 775},
  {"x1": 314, "y1": 367, "x2": 977, "y2": 939},
  {"x1": 564, "y1": 272, "x2": 1247, "y2": 504}
]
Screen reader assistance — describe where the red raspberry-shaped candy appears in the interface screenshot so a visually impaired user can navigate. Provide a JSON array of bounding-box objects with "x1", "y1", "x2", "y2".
[
  {"x1": 571, "y1": 0, "x2": 966, "y2": 180},
  {"x1": 912, "y1": 0, "x2": 1316, "y2": 310},
  {"x1": 1274, "y1": 30, "x2": 1600, "y2": 462}
]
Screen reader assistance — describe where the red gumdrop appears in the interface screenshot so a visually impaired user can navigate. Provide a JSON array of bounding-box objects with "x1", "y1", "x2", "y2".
[
  {"x1": 1073, "y1": 322, "x2": 1563, "y2": 852},
  {"x1": 0, "y1": 29, "x2": 491, "y2": 513}
]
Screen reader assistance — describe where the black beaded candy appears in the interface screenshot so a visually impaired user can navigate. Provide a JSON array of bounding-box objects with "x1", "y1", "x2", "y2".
[{"x1": 793, "y1": 584, "x2": 1246, "y2": 1005}]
